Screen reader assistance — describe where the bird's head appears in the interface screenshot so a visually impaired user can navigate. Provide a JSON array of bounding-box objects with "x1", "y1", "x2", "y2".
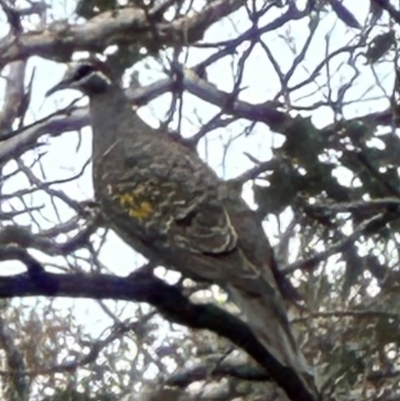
[{"x1": 46, "y1": 60, "x2": 115, "y2": 97}]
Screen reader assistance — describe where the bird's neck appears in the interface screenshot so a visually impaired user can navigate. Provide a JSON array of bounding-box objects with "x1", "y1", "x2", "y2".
[{"x1": 88, "y1": 86, "x2": 135, "y2": 184}]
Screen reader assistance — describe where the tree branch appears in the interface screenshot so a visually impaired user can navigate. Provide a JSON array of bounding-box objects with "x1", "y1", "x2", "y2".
[
  {"x1": 0, "y1": 0, "x2": 244, "y2": 68},
  {"x1": 167, "y1": 362, "x2": 268, "y2": 387},
  {"x1": 0, "y1": 68, "x2": 292, "y2": 164},
  {"x1": 0, "y1": 268, "x2": 316, "y2": 401},
  {"x1": 370, "y1": 0, "x2": 400, "y2": 24}
]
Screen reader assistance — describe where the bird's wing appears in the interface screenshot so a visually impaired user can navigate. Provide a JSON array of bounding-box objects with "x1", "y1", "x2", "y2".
[{"x1": 104, "y1": 143, "x2": 237, "y2": 256}]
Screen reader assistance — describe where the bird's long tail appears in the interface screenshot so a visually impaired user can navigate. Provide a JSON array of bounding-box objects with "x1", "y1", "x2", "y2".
[{"x1": 226, "y1": 262, "x2": 319, "y2": 400}]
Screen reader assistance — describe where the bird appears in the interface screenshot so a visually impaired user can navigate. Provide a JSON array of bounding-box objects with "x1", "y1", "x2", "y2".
[{"x1": 46, "y1": 60, "x2": 318, "y2": 400}]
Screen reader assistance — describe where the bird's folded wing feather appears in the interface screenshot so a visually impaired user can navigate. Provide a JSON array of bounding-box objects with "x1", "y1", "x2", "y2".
[{"x1": 106, "y1": 145, "x2": 238, "y2": 256}]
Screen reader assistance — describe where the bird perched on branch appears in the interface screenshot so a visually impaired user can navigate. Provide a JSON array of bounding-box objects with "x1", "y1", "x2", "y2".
[{"x1": 46, "y1": 60, "x2": 318, "y2": 400}]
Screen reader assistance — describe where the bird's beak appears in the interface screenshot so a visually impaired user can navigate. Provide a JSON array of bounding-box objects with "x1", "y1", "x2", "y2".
[{"x1": 45, "y1": 80, "x2": 71, "y2": 97}]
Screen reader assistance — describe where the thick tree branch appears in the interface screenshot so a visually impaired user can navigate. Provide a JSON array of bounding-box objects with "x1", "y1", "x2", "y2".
[
  {"x1": 0, "y1": 268, "x2": 316, "y2": 401},
  {"x1": 167, "y1": 362, "x2": 268, "y2": 387},
  {"x1": 371, "y1": 0, "x2": 400, "y2": 24},
  {"x1": 0, "y1": 69, "x2": 290, "y2": 164},
  {"x1": 0, "y1": 0, "x2": 244, "y2": 68},
  {"x1": 0, "y1": 60, "x2": 27, "y2": 134}
]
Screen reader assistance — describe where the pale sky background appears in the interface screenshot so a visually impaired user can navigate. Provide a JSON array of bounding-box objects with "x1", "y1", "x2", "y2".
[{"x1": 0, "y1": 0, "x2": 392, "y2": 375}]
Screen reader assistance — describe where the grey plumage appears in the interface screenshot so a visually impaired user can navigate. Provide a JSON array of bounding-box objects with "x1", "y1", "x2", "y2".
[{"x1": 46, "y1": 61, "x2": 318, "y2": 399}]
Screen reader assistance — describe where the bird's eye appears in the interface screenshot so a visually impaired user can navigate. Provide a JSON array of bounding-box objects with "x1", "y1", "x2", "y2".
[{"x1": 73, "y1": 64, "x2": 95, "y2": 81}]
